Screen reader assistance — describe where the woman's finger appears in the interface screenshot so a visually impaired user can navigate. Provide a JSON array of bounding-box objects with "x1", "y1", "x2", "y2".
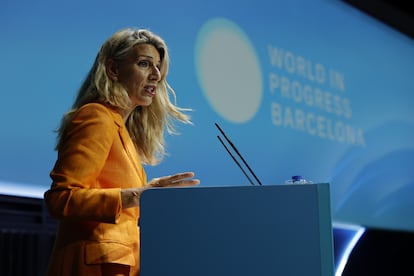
[{"x1": 150, "y1": 172, "x2": 199, "y2": 187}]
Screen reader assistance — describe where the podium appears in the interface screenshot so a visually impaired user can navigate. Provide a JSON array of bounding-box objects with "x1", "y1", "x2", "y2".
[{"x1": 139, "y1": 184, "x2": 334, "y2": 276}]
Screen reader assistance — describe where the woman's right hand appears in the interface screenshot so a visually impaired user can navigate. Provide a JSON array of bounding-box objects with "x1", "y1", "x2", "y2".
[
  {"x1": 147, "y1": 171, "x2": 200, "y2": 188},
  {"x1": 121, "y1": 171, "x2": 200, "y2": 209}
]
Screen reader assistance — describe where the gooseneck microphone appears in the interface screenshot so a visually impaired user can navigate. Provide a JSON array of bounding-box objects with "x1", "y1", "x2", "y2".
[{"x1": 215, "y1": 123, "x2": 262, "y2": 186}]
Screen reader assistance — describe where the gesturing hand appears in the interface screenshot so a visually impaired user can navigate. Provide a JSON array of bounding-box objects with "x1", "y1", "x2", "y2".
[
  {"x1": 148, "y1": 172, "x2": 200, "y2": 188},
  {"x1": 122, "y1": 172, "x2": 200, "y2": 209}
]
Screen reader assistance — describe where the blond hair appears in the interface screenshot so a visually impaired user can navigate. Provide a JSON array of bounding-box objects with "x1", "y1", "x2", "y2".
[{"x1": 56, "y1": 28, "x2": 192, "y2": 165}]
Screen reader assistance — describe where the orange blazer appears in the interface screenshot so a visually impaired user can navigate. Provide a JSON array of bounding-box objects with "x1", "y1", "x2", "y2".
[{"x1": 44, "y1": 103, "x2": 146, "y2": 276}]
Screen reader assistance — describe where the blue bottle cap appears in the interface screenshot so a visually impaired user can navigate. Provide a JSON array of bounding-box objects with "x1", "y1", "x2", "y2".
[{"x1": 292, "y1": 175, "x2": 302, "y2": 181}]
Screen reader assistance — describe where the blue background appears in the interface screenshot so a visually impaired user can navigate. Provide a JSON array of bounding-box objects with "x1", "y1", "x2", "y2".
[{"x1": 1, "y1": 0, "x2": 414, "y2": 232}]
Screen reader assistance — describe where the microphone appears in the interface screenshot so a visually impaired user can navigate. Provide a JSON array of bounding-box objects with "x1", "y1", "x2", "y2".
[{"x1": 215, "y1": 123, "x2": 262, "y2": 186}]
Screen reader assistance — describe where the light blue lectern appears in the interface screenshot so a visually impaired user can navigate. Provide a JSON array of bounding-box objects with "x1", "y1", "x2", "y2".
[{"x1": 139, "y1": 184, "x2": 334, "y2": 276}]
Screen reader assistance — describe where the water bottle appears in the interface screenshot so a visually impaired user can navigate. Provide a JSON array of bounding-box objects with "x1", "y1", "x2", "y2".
[{"x1": 285, "y1": 175, "x2": 312, "y2": 184}]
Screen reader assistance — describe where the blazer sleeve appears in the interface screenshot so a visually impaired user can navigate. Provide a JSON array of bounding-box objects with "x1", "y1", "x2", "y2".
[{"x1": 44, "y1": 104, "x2": 122, "y2": 223}]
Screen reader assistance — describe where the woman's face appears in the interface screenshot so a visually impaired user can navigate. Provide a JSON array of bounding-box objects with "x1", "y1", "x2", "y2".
[{"x1": 116, "y1": 43, "x2": 162, "y2": 108}]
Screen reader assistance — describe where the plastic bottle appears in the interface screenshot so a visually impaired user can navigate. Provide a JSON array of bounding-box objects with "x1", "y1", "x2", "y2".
[{"x1": 285, "y1": 175, "x2": 312, "y2": 184}]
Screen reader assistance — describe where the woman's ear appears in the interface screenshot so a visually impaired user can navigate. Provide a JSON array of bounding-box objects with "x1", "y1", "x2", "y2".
[{"x1": 106, "y1": 59, "x2": 119, "y2": 81}]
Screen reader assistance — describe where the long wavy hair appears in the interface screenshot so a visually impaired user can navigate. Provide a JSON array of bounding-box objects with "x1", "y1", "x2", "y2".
[{"x1": 56, "y1": 28, "x2": 192, "y2": 165}]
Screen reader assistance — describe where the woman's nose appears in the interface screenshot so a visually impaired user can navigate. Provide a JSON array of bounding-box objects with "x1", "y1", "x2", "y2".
[{"x1": 150, "y1": 66, "x2": 161, "y2": 81}]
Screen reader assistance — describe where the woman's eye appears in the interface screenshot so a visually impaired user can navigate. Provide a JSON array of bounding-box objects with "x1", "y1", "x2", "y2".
[{"x1": 137, "y1": 60, "x2": 150, "y2": 67}]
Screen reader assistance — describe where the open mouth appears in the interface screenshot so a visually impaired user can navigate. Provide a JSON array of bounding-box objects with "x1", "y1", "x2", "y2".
[{"x1": 144, "y1": 85, "x2": 156, "y2": 96}]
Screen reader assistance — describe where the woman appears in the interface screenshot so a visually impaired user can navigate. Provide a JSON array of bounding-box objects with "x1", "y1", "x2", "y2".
[{"x1": 44, "y1": 28, "x2": 200, "y2": 276}]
